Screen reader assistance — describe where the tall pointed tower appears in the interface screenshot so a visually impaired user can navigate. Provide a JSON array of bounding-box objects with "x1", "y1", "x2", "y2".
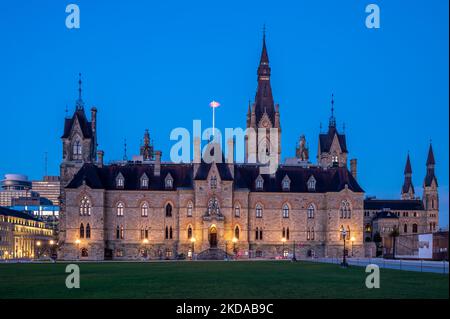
[
  {"x1": 401, "y1": 153, "x2": 415, "y2": 199},
  {"x1": 246, "y1": 29, "x2": 281, "y2": 165},
  {"x1": 423, "y1": 143, "x2": 439, "y2": 232},
  {"x1": 317, "y1": 95, "x2": 348, "y2": 168}
]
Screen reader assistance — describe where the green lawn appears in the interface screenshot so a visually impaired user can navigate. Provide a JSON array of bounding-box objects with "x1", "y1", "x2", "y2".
[{"x1": 0, "y1": 261, "x2": 448, "y2": 299}]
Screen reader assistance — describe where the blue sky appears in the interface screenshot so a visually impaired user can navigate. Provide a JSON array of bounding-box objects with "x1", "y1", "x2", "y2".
[{"x1": 0, "y1": 0, "x2": 448, "y2": 227}]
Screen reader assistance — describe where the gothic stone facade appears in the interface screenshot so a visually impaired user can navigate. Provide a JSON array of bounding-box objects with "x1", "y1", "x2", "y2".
[{"x1": 58, "y1": 35, "x2": 438, "y2": 261}]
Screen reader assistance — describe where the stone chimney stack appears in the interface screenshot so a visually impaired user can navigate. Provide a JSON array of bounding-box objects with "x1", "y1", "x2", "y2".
[
  {"x1": 97, "y1": 150, "x2": 104, "y2": 168},
  {"x1": 91, "y1": 107, "x2": 98, "y2": 158},
  {"x1": 154, "y1": 151, "x2": 161, "y2": 177},
  {"x1": 227, "y1": 138, "x2": 234, "y2": 178},
  {"x1": 350, "y1": 158, "x2": 357, "y2": 180}
]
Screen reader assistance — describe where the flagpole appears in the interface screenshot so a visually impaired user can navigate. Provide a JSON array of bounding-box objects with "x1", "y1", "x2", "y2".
[{"x1": 212, "y1": 106, "x2": 215, "y2": 139}]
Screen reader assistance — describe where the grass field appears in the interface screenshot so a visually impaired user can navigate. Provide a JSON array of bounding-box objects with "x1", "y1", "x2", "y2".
[{"x1": 0, "y1": 261, "x2": 448, "y2": 299}]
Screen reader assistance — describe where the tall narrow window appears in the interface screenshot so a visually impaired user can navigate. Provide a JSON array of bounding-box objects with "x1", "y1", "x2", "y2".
[
  {"x1": 255, "y1": 227, "x2": 259, "y2": 240},
  {"x1": 307, "y1": 204, "x2": 315, "y2": 219},
  {"x1": 256, "y1": 204, "x2": 263, "y2": 218},
  {"x1": 73, "y1": 140, "x2": 82, "y2": 160},
  {"x1": 117, "y1": 202, "x2": 124, "y2": 216},
  {"x1": 79, "y1": 196, "x2": 91, "y2": 216},
  {"x1": 286, "y1": 227, "x2": 290, "y2": 240},
  {"x1": 79, "y1": 223, "x2": 84, "y2": 238},
  {"x1": 282, "y1": 204, "x2": 289, "y2": 218},
  {"x1": 234, "y1": 226, "x2": 240, "y2": 240},
  {"x1": 311, "y1": 227, "x2": 315, "y2": 240},
  {"x1": 145, "y1": 228, "x2": 149, "y2": 239},
  {"x1": 404, "y1": 224, "x2": 408, "y2": 233},
  {"x1": 169, "y1": 226, "x2": 173, "y2": 239},
  {"x1": 259, "y1": 229, "x2": 263, "y2": 240},
  {"x1": 165, "y1": 226, "x2": 169, "y2": 239},
  {"x1": 187, "y1": 202, "x2": 193, "y2": 217},
  {"x1": 141, "y1": 202, "x2": 148, "y2": 217},
  {"x1": 187, "y1": 226, "x2": 192, "y2": 239},
  {"x1": 116, "y1": 226, "x2": 120, "y2": 239},
  {"x1": 86, "y1": 223, "x2": 91, "y2": 239},
  {"x1": 412, "y1": 223, "x2": 418, "y2": 233},
  {"x1": 307, "y1": 228, "x2": 310, "y2": 240},
  {"x1": 120, "y1": 225, "x2": 124, "y2": 239},
  {"x1": 255, "y1": 175, "x2": 264, "y2": 190},
  {"x1": 165, "y1": 203, "x2": 172, "y2": 217},
  {"x1": 234, "y1": 205, "x2": 240, "y2": 217},
  {"x1": 210, "y1": 176, "x2": 217, "y2": 189}
]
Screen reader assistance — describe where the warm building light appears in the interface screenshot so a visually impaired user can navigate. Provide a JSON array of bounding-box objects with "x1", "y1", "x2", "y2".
[
  {"x1": 75, "y1": 239, "x2": 81, "y2": 245},
  {"x1": 36, "y1": 241, "x2": 41, "y2": 246},
  {"x1": 49, "y1": 240, "x2": 55, "y2": 245},
  {"x1": 232, "y1": 237, "x2": 238, "y2": 243},
  {"x1": 350, "y1": 236, "x2": 355, "y2": 242},
  {"x1": 281, "y1": 237, "x2": 286, "y2": 243},
  {"x1": 142, "y1": 238, "x2": 149, "y2": 244},
  {"x1": 190, "y1": 237, "x2": 196, "y2": 243}
]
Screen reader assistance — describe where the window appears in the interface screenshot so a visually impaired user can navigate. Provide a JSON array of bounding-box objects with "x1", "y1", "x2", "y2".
[
  {"x1": 332, "y1": 155, "x2": 338, "y2": 165},
  {"x1": 255, "y1": 175, "x2": 264, "y2": 190},
  {"x1": 307, "y1": 228, "x2": 310, "y2": 240},
  {"x1": 282, "y1": 175, "x2": 290, "y2": 191},
  {"x1": 282, "y1": 204, "x2": 289, "y2": 218},
  {"x1": 165, "y1": 203, "x2": 172, "y2": 217},
  {"x1": 165, "y1": 226, "x2": 173, "y2": 239},
  {"x1": 311, "y1": 227, "x2": 315, "y2": 240},
  {"x1": 283, "y1": 249, "x2": 289, "y2": 258},
  {"x1": 256, "y1": 204, "x2": 263, "y2": 218},
  {"x1": 210, "y1": 176, "x2": 217, "y2": 189},
  {"x1": 255, "y1": 227, "x2": 259, "y2": 240},
  {"x1": 340, "y1": 200, "x2": 351, "y2": 219},
  {"x1": 307, "y1": 176, "x2": 316, "y2": 191},
  {"x1": 117, "y1": 202, "x2": 124, "y2": 216},
  {"x1": 116, "y1": 226, "x2": 120, "y2": 239},
  {"x1": 404, "y1": 224, "x2": 408, "y2": 233},
  {"x1": 140, "y1": 228, "x2": 145, "y2": 240},
  {"x1": 79, "y1": 196, "x2": 91, "y2": 216},
  {"x1": 145, "y1": 228, "x2": 149, "y2": 239},
  {"x1": 120, "y1": 225, "x2": 124, "y2": 239},
  {"x1": 307, "y1": 204, "x2": 315, "y2": 219},
  {"x1": 187, "y1": 226, "x2": 193, "y2": 239},
  {"x1": 86, "y1": 223, "x2": 91, "y2": 239},
  {"x1": 170, "y1": 226, "x2": 173, "y2": 239},
  {"x1": 165, "y1": 226, "x2": 169, "y2": 239},
  {"x1": 165, "y1": 173, "x2": 173, "y2": 189},
  {"x1": 346, "y1": 226, "x2": 351, "y2": 240},
  {"x1": 259, "y1": 229, "x2": 263, "y2": 240},
  {"x1": 234, "y1": 205, "x2": 240, "y2": 217},
  {"x1": 140, "y1": 174, "x2": 149, "y2": 188},
  {"x1": 141, "y1": 202, "x2": 149, "y2": 217},
  {"x1": 412, "y1": 223, "x2": 418, "y2": 233},
  {"x1": 79, "y1": 223, "x2": 84, "y2": 238},
  {"x1": 81, "y1": 248, "x2": 88, "y2": 257},
  {"x1": 234, "y1": 226, "x2": 240, "y2": 239},
  {"x1": 187, "y1": 202, "x2": 193, "y2": 217},
  {"x1": 365, "y1": 224, "x2": 372, "y2": 232},
  {"x1": 72, "y1": 140, "x2": 82, "y2": 160},
  {"x1": 116, "y1": 173, "x2": 124, "y2": 188}
]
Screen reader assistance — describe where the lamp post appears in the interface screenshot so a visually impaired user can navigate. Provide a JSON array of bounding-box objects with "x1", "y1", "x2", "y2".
[
  {"x1": 292, "y1": 240, "x2": 297, "y2": 262},
  {"x1": 281, "y1": 237, "x2": 287, "y2": 259},
  {"x1": 190, "y1": 237, "x2": 196, "y2": 260},
  {"x1": 340, "y1": 229, "x2": 348, "y2": 267},
  {"x1": 75, "y1": 239, "x2": 81, "y2": 261},
  {"x1": 36, "y1": 241, "x2": 41, "y2": 260},
  {"x1": 350, "y1": 236, "x2": 355, "y2": 257},
  {"x1": 232, "y1": 237, "x2": 238, "y2": 259}
]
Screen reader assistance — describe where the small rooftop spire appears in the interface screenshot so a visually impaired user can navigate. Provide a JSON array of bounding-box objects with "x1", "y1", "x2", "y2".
[
  {"x1": 329, "y1": 93, "x2": 336, "y2": 128},
  {"x1": 123, "y1": 138, "x2": 127, "y2": 161},
  {"x1": 426, "y1": 142, "x2": 435, "y2": 166},
  {"x1": 76, "y1": 73, "x2": 84, "y2": 110},
  {"x1": 404, "y1": 152, "x2": 412, "y2": 175}
]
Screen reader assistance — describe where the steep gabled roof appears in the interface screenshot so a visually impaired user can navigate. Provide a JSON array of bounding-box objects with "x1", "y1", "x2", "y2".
[
  {"x1": 364, "y1": 199, "x2": 424, "y2": 211},
  {"x1": 319, "y1": 126, "x2": 348, "y2": 153},
  {"x1": 62, "y1": 108, "x2": 93, "y2": 138}
]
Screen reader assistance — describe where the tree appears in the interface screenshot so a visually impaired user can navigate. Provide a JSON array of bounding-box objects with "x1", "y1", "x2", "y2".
[{"x1": 390, "y1": 226, "x2": 400, "y2": 259}]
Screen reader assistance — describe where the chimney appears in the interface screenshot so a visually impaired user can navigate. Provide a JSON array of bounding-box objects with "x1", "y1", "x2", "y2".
[
  {"x1": 227, "y1": 138, "x2": 234, "y2": 178},
  {"x1": 154, "y1": 151, "x2": 161, "y2": 176},
  {"x1": 350, "y1": 158, "x2": 357, "y2": 180},
  {"x1": 91, "y1": 107, "x2": 98, "y2": 158},
  {"x1": 97, "y1": 150, "x2": 104, "y2": 167}
]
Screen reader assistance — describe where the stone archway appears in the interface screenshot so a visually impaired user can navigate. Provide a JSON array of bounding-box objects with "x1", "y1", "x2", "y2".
[{"x1": 209, "y1": 226, "x2": 218, "y2": 248}]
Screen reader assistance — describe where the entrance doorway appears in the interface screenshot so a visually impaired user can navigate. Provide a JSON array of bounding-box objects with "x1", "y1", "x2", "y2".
[{"x1": 209, "y1": 226, "x2": 218, "y2": 248}]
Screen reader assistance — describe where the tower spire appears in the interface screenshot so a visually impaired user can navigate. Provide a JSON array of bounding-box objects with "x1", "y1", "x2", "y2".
[
  {"x1": 401, "y1": 152, "x2": 414, "y2": 199},
  {"x1": 123, "y1": 138, "x2": 127, "y2": 161},
  {"x1": 329, "y1": 93, "x2": 336, "y2": 128},
  {"x1": 76, "y1": 73, "x2": 84, "y2": 110}
]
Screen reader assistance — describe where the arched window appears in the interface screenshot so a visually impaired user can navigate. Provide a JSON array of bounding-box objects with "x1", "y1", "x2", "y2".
[
  {"x1": 311, "y1": 227, "x2": 315, "y2": 240},
  {"x1": 286, "y1": 227, "x2": 290, "y2": 240},
  {"x1": 282, "y1": 204, "x2": 289, "y2": 218},
  {"x1": 307, "y1": 204, "x2": 315, "y2": 219},
  {"x1": 412, "y1": 223, "x2": 418, "y2": 233},
  {"x1": 255, "y1": 175, "x2": 264, "y2": 190},
  {"x1": 120, "y1": 225, "x2": 124, "y2": 239},
  {"x1": 234, "y1": 204, "x2": 240, "y2": 217},
  {"x1": 404, "y1": 224, "x2": 408, "y2": 233},
  {"x1": 79, "y1": 196, "x2": 91, "y2": 216},
  {"x1": 117, "y1": 202, "x2": 124, "y2": 216},
  {"x1": 79, "y1": 223, "x2": 84, "y2": 238},
  {"x1": 72, "y1": 140, "x2": 82, "y2": 160},
  {"x1": 234, "y1": 226, "x2": 240, "y2": 240},
  {"x1": 256, "y1": 204, "x2": 263, "y2": 218},
  {"x1": 210, "y1": 176, "x2": 217, "y2": 189},
  {"x1": 169, "y1": 226, "x2": 173, "y2": 239},
  {"x1": 307, "y1": 228, "x2": 310, "y2": 240},
  {"x1": 116, "y1": 226, "x2": 120, "y2": 239},
  {"x1": 255, "y1": 227, "x2": 259, "y2": 240},
  {"x1": 259, "y1": 228, "x2": 263, "y2": 240},
  {"x1": 145, "y1": 228, "x2": 149, "y2": 239},
  {"x1": 81, "y1": 248, "x2": 88, "y2": 257},
  {"x1": 140, "y1": 202, "x2": 148, "y2": 217},
  {"x1": 340, "y1": 200, "x2": 351, "y2": 219},
  {"x1": 165, "y1": 203, "x2": 173, "y2": 217},
  {"x1": 187, "y1": 226, "x2": 193, "y2": 239},
  {"x1": 282, "y1": 227, "x2": 286, "y2": 238},
  {"x1": 165, "y1": 226, "x2": 169, "y2": 239},
  {"x1": 86, "y1": 223, "x2": 91, "y2": 239},
  {"x1": 365, "y1": 224, "x2": 372, "y2": 232},
  {"x1": 187, "y1": 202, "x2": 193, "y2": 217}
]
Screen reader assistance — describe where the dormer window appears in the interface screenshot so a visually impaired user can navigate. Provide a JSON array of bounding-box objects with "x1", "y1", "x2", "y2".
[
  {"x1": 307, "y1": 175, "x2": 316, "y2": 191},
  {"x1": 282, "y1": 175, "x2": 291, "y2": 191},
  {"x1": 140, "y1": 173, "x2": 149, "y2": 189},
  {"x1": 332, "y1": 155, "x2": 339, "y2": 166},
  {"x1": 116, "y1": 173, "x2": 125, "y2": 188},
  {"x1": 165, "y1": 173, "x2": 173, "y2": 189},
  {"x1": 210, "y1": 176, "x2": 217, "y2": 189},
  {"x1": 255, "y1": 175, "x2": 264, "y2": 190}
]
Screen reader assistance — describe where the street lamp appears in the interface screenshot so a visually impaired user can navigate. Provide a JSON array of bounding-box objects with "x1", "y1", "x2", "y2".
[
  {"x1": 232, "y1": 237, "x2": 238, "y2": 258},
  {"x1": 142, "y1": 238, "x2": 149, "y2": 260},
  {"x1": 36, "y1": 241, "x2": 41, "y2": 260},
  {"x1": 350, "y1": 236, "x2": 355, "y2": 257},
  {"x1": 340, "y1": 229, "x2": 348, "y2": 267},
  {"x1": 75, "y1": 239, "x2": 81, "y2": 260},
  {"x1": 292, "y1": 240, "x2": 297, "y2": 262},
  {"x1": 190, "y1": 237, "x2": 196, "y2": 260},
  {"x1": 281, "y1": 237, "x2": 287, "y2": 259}
]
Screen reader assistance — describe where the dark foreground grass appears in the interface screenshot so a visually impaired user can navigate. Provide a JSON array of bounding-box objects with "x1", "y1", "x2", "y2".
[{"x1": 0, "y1": 261, "x2": 448, "y2": 299}]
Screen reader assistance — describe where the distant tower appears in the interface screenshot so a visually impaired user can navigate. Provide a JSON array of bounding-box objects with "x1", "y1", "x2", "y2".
[
  {"x1": 245, "y1": 29, "x2": 281, "y2": 165},
  {"x1": 295, "y1": 135, "x2": 309, "y2": 161},
  {"x1": 423, "y1": 143, "x2": 439, "y2": 232},
  {"x1": 140, "y1": 129, "x2": 154, "y2": 160},
  {"x1": 401, "y1": 153, "x2": 415, "y2": 199},
  {"x1": 317, "y1": 94, "x2": 348, "y2": 168}
]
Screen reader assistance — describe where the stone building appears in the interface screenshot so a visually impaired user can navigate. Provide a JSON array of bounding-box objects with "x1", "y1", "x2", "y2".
[{"x1": 58, "y1": 34, "x2": 438, "y2": 261}]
